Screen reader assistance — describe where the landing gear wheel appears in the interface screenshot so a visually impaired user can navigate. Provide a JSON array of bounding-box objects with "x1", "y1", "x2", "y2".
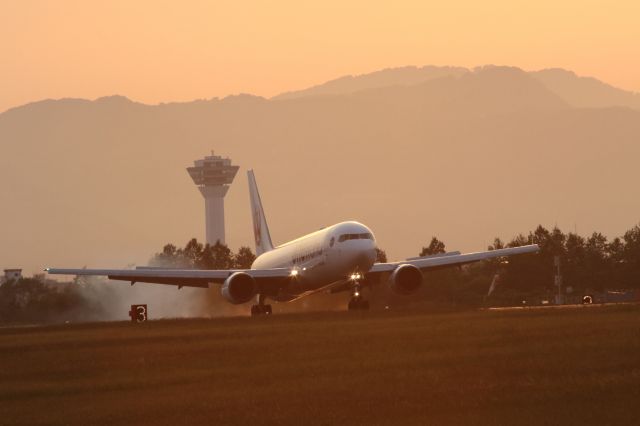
[
  {"x1": 251, "y1": 303, "x2": 273, "y2": 316},
  {"x1": 251, "y1": 294, "x2": 272, "y2": 316}
]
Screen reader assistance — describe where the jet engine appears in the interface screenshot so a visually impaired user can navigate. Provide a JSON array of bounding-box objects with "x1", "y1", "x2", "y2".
[
  {"x1": 221, "y1": 272, "x2": 257, "y2": 304},
  {"x1": 389, "y1": 264, "x2": 423, "y2": 295}
]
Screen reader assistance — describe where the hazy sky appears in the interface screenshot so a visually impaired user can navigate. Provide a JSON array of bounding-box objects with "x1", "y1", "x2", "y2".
[{"x1": 2, "y1": 0, "x2": 639, "y2": 112}]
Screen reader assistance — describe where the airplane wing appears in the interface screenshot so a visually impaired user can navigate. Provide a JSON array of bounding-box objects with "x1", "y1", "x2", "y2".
[
  {"x1": 45, "y1": 267, "x2": 292, "y2": 289},
  {"x1": 366, "y1": 244, "x2": 539, "y2": 276}
]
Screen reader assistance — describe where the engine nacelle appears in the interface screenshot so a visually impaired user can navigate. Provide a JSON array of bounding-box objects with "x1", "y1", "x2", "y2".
[
  {"x1": 221, "y1": 272, "x2": 257, "y2": 304},
  {"x1": 389, "y1": 264, "x2": 423, "y2": 295}
]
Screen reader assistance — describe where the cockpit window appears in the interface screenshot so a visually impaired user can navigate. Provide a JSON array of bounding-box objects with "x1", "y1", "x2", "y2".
[{"x1": 338, "y1": 233, "x2": 373, "y2": 242}]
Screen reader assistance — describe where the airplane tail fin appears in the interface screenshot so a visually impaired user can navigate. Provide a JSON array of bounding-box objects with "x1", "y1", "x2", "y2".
[{"x1": 248, "y1": 170, "x2": 274, "y2": 255}]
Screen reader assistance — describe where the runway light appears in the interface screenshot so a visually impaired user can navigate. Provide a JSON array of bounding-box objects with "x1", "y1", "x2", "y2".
[
  {"x1": 354, "y1": 291, "x2": 360, "y2": 297},
  {"x1": 290, "y1": 269, "x2": 299, "y2": 277},
  {"x1": 350, "y1": 273, "x2": 362, "y2": 281}
]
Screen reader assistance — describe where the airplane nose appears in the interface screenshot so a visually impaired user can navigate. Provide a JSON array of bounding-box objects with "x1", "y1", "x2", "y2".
[{"x1": 355, "y1": 250, "x2": 376, "y2": 271}]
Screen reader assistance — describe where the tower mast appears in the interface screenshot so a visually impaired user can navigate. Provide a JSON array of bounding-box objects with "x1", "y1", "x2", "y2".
[{"x1": 187, "y1": 153, "x2": 239, "y2": 245}]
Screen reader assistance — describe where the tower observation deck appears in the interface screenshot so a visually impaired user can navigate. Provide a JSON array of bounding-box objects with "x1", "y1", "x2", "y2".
[{"x1": 187, "y1": 153, "x2": 239, "y2": 245}]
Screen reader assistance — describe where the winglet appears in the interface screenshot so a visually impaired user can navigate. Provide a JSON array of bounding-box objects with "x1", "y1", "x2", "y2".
[{"x1": 248, "y1": 170, "x2": 274, "y2": 255}]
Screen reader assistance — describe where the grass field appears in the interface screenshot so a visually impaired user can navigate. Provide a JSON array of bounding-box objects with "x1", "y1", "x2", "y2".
[{"x1": 1, "y1": 305, "x2": 639, "y2": 425}]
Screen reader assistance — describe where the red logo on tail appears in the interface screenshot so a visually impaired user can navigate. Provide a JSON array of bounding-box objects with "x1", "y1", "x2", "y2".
[{"x1": 253, "y1": 208, "x2": 262, "y2": 246}]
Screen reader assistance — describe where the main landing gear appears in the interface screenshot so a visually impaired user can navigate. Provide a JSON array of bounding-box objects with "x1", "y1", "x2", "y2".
[
  {"x1": 251, "y1": 294, "x2": 272, "y2": 316},
  {"x1": 348, "y1": 283, "x2": 370, "y2": 311}
]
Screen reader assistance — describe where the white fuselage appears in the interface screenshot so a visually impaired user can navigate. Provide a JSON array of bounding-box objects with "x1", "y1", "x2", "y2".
[{"x1": 251, "y1": 221, "x2": 377, "y2": 300}]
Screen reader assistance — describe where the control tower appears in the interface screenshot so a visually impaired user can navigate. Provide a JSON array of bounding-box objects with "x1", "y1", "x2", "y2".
[{"x1": 187, "y1": 153, "x2": 239, "y2": 245}]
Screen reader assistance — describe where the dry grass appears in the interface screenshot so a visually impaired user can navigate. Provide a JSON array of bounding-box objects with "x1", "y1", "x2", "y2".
[{"x1": 1, "y1": 305, "x2": 639, "y2": 425}]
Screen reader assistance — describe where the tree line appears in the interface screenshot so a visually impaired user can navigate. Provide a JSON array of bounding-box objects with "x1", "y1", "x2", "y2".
[
  {"x1": 148, "y1": 223, "x2": 640, "y2": 305},
  {"x1": 405, "y1": 223, "x2": 640, "y2": 307},
  {"x1": 151, "y1": 223, "x2": 640, "y2": 292},
  {"x1": 149, "y1": 239, "x2": 256, "y2": 269},
  {"x1": 0, "y1": 278, "x2": 106, "y2": 323},
  {"x1": 484, "y1": 223, "x2": 640, "y2": 293},
  {"x1": 2, "y1": 223, "x2": 639, "y2": 323}
]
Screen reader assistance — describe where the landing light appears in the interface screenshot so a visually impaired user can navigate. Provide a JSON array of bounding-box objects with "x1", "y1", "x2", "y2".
[
  {"x1": 350, "y1": 273, "x2": 362, "y2": 281},
  {"x1": 290, "y1": 269, "x2": 299, "y2": 277}
]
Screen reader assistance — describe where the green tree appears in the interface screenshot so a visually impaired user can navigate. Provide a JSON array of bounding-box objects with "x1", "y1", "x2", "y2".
[
  {"x1": 209, "y1": 241, "x2": 234, "y2": 269},
  {"x1": 183, "y1": 238, "x2": 204, "y2": 268},
  {"x1": 233, "y1": 246, "x2": 256, "y2": 269},
  {"x1": 488, "y1": 238, "x2": 505, "y2": 251},
  {"x1": 0, "y1": 278, "x2": 85, "y2": 323},
  {"x1": 505, "y1": 228, "x2": 542, "y2": 293},
  {"x1": 150, "y1": 244, "x2": 188, "y2": 268},
  {"x1": 528, "y1": 226, "x2": 565, "y2": 292},
  {"x1": 607, "y1": 237, "x2": 626, "y2": 288},
  {"x1": 507, "y1": 233, "x2": 530, "y2": 248},
  {"x1": 420, "y1": 237, "x2": 446, "y2": 257},
  {"x1": 198, "y1": 244, "x2": 216, "y2": 269},
  {"x1": 563, "y1": 232, "x2": 586, "y2": 291},
  {"x1": 608, "y1": 237, "x2": 625, "y2": 263},
  {"x1": 483, "y1": 237, "x2": 507, "y2": 270},
  {"x1": 375, "y1": 247, "x2": 387, "y2": 263},
  {"x1": 622, "y1": 224, "x2": 640, "y2": 287},
  {"x1": 584, "y1": 232, "x2": 609, "y2": 291}
]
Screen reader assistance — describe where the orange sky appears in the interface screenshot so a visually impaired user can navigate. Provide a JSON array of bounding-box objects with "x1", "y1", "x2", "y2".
[{"x1": 2, "y1": 0, "x2": 639, "y2": 112}]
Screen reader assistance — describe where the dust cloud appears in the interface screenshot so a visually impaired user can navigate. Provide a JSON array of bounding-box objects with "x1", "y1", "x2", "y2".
[{"x1": 67, "y1": 276, "x2": 348, "y2": 322}]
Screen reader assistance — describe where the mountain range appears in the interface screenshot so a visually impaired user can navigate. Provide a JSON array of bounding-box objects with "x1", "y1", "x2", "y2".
[
  {"x1": 274, "y1": 65, "x2": 640, "y2": 110},
  {"x1": 1, "y1": 65, "x2": 639, "y2": 280}
]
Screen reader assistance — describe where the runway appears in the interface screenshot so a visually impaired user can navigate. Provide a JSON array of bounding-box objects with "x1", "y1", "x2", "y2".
[
  {"x1": 1, "y1": 304, "x2": 639, "y2": 425},
  {"x1": 486, "y1": 301, "x2": 639, "y2": 311}
]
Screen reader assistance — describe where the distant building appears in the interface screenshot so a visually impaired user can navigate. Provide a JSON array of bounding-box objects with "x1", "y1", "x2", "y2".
[
  {"x1": 187, "y1": 152, "x2": 239, "y2": 245},
  {"x1": 3, "y1": 268, "x2": 23, "y2": 282}
]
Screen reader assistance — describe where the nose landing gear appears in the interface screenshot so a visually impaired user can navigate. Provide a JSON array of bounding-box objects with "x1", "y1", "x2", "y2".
[
  {"x1": 348, "y1": 282, "x2": 370, "y2": 311},
  {"x1": 251, "y1": 294, "x2": 272, "y2": 316}
]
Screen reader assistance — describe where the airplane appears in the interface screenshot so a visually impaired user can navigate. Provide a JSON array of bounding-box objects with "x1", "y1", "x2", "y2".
[{"x1": 46, "y1": 170, "x2": 539, "y2": 316}]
